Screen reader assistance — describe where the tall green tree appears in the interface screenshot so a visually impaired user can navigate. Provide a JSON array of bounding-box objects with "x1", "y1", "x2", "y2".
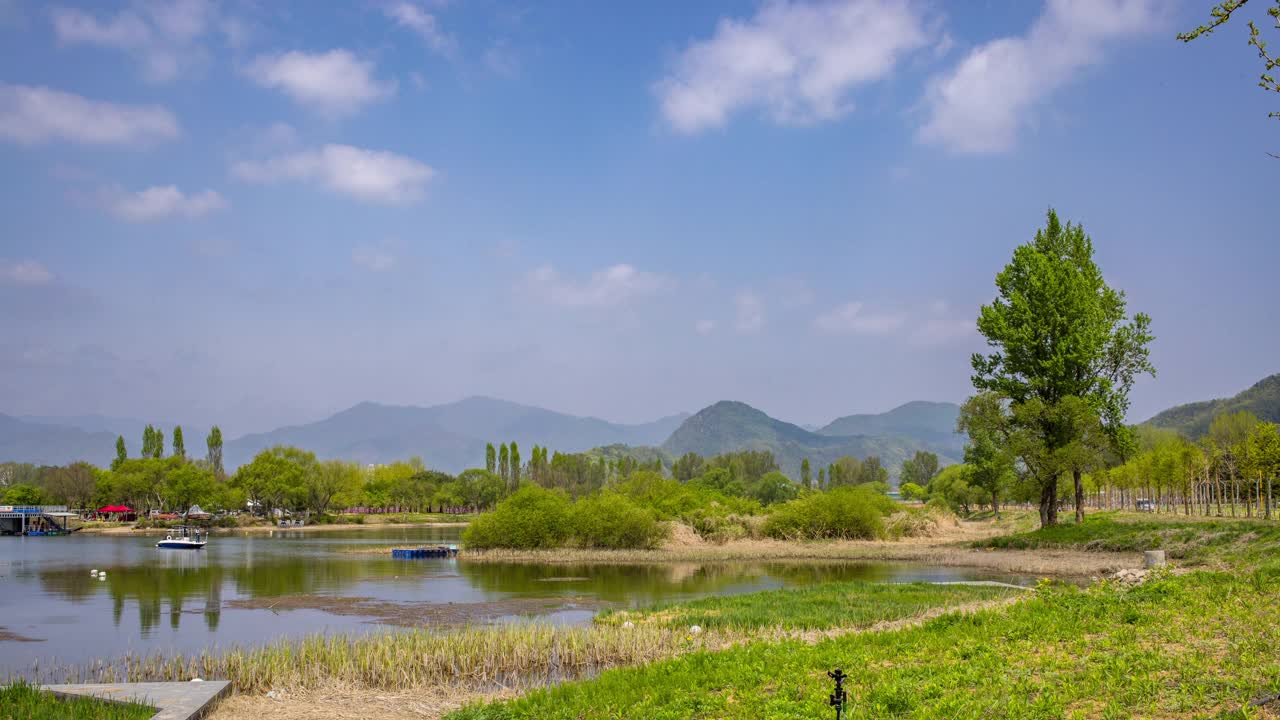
[
  {"x1": 206, "y1": 426, "x2": 225, "y2": 479},
  {"x1": 172, "y1": 426, "x2": 185, "y2": 459},
  {"x1": 1245, "y1": 421, "x2": 1280, "y2": 518},
  {"x1": 485, "y1": 443, "x2": 497, "y2": 473},
  {"x1": 141, "y1": 425, "x2": 156, "y2": 459},
  {"x1": 153, "y1": 428, "x2": 165, "y2": 459},
  {"x1": 800, "y1": 458, "x2": 812, "y2": 489},
  {"x1": 510, "y1": 442, "x2": 521, "y2": 486},
  {"x1": 113, "y1": 435, "x2": 128, "y2": 471},
  {"x1": 972, "y1": 209, "x2": 1155, "y2": 527},
  {"x1": 899, "y1": 451, "x2": 939, "y2": 488},
  {"x1": 499, "y1": 443, "x2": 510, "y2": 489}
]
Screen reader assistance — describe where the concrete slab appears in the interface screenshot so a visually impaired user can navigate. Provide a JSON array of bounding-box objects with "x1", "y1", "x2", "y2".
[{"x1": 42, "y1": 680, "x2": 231, "y2": 720}]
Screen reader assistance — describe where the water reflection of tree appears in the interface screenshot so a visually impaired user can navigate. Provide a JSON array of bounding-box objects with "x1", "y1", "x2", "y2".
[{"x1": 39, "y1": 561, "x2": 225, "y2": 635}]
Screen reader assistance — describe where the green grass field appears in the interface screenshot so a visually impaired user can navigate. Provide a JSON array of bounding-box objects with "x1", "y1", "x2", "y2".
[
  {"x1": 449, "y1": 513, "x2": 1280, "y2": 720},
  {"x1": 0, "y1": 681, "x2": 154, "y2": 720},
  {"x1": 974, "y1": 511, "x2": 1280, "y2": 562},
  {"x1": 598, "y1": 580, "x2": 1022, "y2": 632}
]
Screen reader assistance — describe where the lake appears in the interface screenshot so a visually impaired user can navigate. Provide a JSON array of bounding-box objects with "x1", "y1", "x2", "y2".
[{"x1": 0, "y1": 528, "x2": 1040, "y2": 677}]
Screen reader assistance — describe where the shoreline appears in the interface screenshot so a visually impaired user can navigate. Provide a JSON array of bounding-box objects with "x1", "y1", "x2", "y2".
[{"x1": 74, "y1": 520, "x2": 470, "y2": 536}]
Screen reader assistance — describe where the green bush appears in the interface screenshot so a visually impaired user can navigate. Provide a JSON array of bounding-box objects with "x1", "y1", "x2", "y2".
[
  {"x1": 570, "y1": 492, "x2": 668, "y2": 549},
  {"x1": 763, "y1": 485, "x2": 898, "y2": 540},
  {"x1": 462, "y1": 485, "x2": 573, "y2": 549}
]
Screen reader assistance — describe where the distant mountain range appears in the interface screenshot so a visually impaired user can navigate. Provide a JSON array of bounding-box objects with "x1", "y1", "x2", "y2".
[
  {"x1": 0, "y1": 414, "x2": 117, "y2": 467},
  {"x1": 222, "y1": 397, "x2": 690, "y2": 471},
  {"x1": 1, "y1": 396, "x2": 964, "y2": 477},
  {"x1": 1143, "y1": 373, "x2": 1280, "y2": 438},
  {"x1": 662, "y1": 400, "x2": 963, "y2": 480}
]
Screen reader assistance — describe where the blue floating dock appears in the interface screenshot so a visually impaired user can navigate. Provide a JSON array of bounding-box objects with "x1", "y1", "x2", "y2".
[{"x1": 391, "y1": 545, "x2": 459, "y2": 559}]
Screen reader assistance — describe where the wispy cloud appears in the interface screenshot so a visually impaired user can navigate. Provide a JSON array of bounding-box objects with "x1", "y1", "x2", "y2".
[
  {"x1": 695, "y1": 319, "x2": 716, "y2": 336},
  {"x1": 106, "y1": 185, "x2": 227, "y2": 222},
  {"x1": 50, "y1": 0, "x2": 220, "y2": 83},
  {"x1": 245, "y1": 50, "x2": 396, "y2": 115},
  {"x1": 919, "y1": 0, "x2": 1167, "y2": 153},
  {"x1": 813, "y1": 301, "x2": 906, "y2": 335},
  {"x1": 232, "y1": 144, "x2": 434, "y2": 205},
  {"x1": 384, "y1": 1, "x2": 456, "y2": 57},
  {"x1": 734, "y1": 291, "x2": 764, "y2": 333},
  {"x1": 0, "y1": 84, "x2": 178, "y2": 145},
  {"x1": 524, "y1": 264, "x2": 670, "y2": 308},
  {"x1": 0, "y1": 259, "x2": 54, "y2": 286},
  {"x1": 655, "y1": 0, "x2": 931, "y2": 133}
]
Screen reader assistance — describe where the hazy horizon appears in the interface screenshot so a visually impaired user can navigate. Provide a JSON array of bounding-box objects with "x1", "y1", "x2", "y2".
[{"x1": 3, "y1": 0, "x2": 1277, "y2": 435}]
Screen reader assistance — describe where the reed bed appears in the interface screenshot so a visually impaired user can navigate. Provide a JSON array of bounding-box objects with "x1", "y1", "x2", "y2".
[{"x1": 45, "y1": 624, "x2": 717, "y2": 695}]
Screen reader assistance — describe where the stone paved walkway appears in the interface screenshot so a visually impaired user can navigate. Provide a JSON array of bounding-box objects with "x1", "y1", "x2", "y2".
[{"x1": 42, "y1": 680, "x2": 231, "y2": 720}]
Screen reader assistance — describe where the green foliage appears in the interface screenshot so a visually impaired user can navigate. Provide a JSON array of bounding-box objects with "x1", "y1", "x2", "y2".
[
  {"x1": 748, "y1": 470, "x2": 799, "y2": 505},
  {"x1": 231, "y1": 446, "x2": 319, "y2": 514},
  {"x1": 0, "y1": 680, "x2": 155, "y2": 720},
  {"x1": 898, "y1": 481, "x2": 927, "y2": 502},
  {"x1": 112, "y1": 435, "x2": 127, "y2": 471},
  {"x1": 205, "y1": 426, "x2": 224, "y2": 478},
  {"x1": 463, "y1": 485, "x2": 574, "y2": 549},
  {"x1": 1, "y1": 483, "x2": 48, "y2": 505},
  {"x1": 971, "y1": 209, "x2": 1155, "y2": 526},
  {"x1": 899, "y1": 451, "x2": 939, "y2": 488},
  {"x1": 172, "y1": 425, "x2": 185, "y2": 459},
  {"x1": 570, "y1": 492, "x2": 668, "y2": 549},
  {"x1": 763, "y1": 485, "x2": 897, "y2": 540},
  {"x1": 926, "y1": 464, "x2": 987, "y2": 516}
]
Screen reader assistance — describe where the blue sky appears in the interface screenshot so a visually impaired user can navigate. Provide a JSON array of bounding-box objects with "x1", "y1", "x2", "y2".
[{"x1": 1, "y1": 0, "x2": 1276, "y2": 435}]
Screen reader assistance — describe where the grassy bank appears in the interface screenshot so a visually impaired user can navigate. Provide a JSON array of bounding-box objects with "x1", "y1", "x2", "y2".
[
  {"x1": 975, "y1": 511, "x2": 1280, "y2": 563},
  {"x1": 442, "y1": 513, "x2": 1280, "y2": 720},
  {"x1": 597, "y1": 580, "x2": 1023, "y2": 632},
  {"x1": 61, "y1": 581, "x2": 1015, "y2": 701},
  {"x1": 448, "y1": 565, "x2": 1280, "y2": 719},
  {"x1": 0, "y1": 681, "x2": 154, "y2": 720}
]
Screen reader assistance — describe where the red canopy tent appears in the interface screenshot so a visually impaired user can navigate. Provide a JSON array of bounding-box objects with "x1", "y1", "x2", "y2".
[{"x1": 97, "y1": 505, "x2": 136, "y2": 520}]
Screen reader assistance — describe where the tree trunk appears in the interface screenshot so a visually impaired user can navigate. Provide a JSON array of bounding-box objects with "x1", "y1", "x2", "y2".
[
  {"x1": 1267, "y1": 476, "x2": 1273, "y2": 521},
  {"x1": 1073, "y1": 469, "x2": 1084, "y2": 524},
  {"x1": 992, "y1": 490, "x2": 1000, "y2": 518},
  {"x1": 1039, "y1": 480, "x2": 1058, "y2": 527}
]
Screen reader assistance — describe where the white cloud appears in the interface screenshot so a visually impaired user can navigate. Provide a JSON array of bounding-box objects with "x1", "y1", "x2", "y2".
[
  {"x1": 232, "y1": 144, "x2": 435, "y2": 205},
  {"x1": 50, "y1": 0, "x2": 219, "y2": 83},
  {"x1": 655, "y1": 0, "x2": 931, "y2": 133},
  {"x1": 734, "y1": 292, "x2": 764, "y2": 333},
  {"x1": 353, "y1": 245, "x2": 396, "y2": 272},
  {"x1": 919, "y1": 0, "x2": 1166, "y2": 153},
  {"x1": 695, "y1": 319, "x2": 716, "y2": 336},
  {"x1": 107, "y1": 185, "x2": 227, "y2": 222},
  {"x1": 246, "y1": 50, "x2": 396, "y2": 115},
  {"x1": 483, "y1": 40, "x2": 520, "y2": 78},
  {"x1": 384, "y1": 2, "x2": 456, "y2": 57},
  {"x1": 813, "y1": 301, "x2": 905, "y2": 334},
  {"x1": 0, "y1": 84, "x2": 179, "y2": 145},
  {"x1": 911, "y1": 317, "x2": 974, "y2": 345},
  {"x1": 524, "y1": 264, "x2": 670, "y2": 308},
  {"x1": 0, "y1": 259, "x2": 54, "y2": 286}
]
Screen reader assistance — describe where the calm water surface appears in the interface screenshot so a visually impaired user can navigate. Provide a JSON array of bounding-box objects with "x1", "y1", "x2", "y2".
[{"x1": 0, "y1": 528, "x2": 1038, "y2": 677}]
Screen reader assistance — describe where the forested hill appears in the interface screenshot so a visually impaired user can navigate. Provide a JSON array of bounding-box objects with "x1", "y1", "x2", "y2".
[
  {"x1": 818, "y1": 401, "x2": 963, "y2": 454},
  {"x1": 223, "y1": 397, "x2": 690, "y2": 472},
  {"x1": 661, "y1": 400, "x2": 961, "y2": 480},
  {"x1": 1143, "y1": 373, "x2": 1280, "y2": 437},
  {"x1": 0, "y1": 414, "x2": 115, "y2": 467}
]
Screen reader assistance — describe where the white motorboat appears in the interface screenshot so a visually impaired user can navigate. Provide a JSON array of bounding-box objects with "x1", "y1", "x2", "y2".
[{"x1": 156, "y1": 525, "x2": 207, "y2": 549}]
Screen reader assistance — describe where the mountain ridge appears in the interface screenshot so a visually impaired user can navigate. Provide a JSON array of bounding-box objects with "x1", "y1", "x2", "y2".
[{"x1": 1143, "y1": 373, "x2": 1280, "y2": 437}]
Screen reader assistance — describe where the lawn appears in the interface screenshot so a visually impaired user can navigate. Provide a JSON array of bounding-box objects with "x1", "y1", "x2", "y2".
[
  {"x1": 597, "y1": 580, "x2": 1023, "y2": 632},
  {"x1": 974, "y1": 511, "x2": 1280, "y2": 562},
  {"x1": 448, "y1": 566, "x2": 1280, "y2": 719},
  {"x1": 0, "y1": 681, "x2": 155, "y2": 720}
]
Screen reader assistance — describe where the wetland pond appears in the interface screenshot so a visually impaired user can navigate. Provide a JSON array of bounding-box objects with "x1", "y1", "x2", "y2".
[{"x1": 1, "y1": 527, "x2": 1041, "y2": 676}]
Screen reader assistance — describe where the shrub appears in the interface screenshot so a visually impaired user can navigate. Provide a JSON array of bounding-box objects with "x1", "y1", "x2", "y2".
[
  {"x1": 763, "y1": 485, "x2": 898, "y2": 540},
  {"x1": 463, "y1": 485, "x2": 573, "y2": 549},
  {"x1": 570, "y1": 493, "x2": 668, "y2": 549}
]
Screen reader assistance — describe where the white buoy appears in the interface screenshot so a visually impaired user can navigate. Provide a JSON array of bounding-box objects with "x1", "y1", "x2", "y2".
[
  {"x1": 690, "y1": 625, "x2": 702, "y2": 635},
  {"x1": 90, "y1": 570, "x2": 98, "y2": 576},
  {"x1": 98, "y1": 572, "x2": 106, "y2": 579}
]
